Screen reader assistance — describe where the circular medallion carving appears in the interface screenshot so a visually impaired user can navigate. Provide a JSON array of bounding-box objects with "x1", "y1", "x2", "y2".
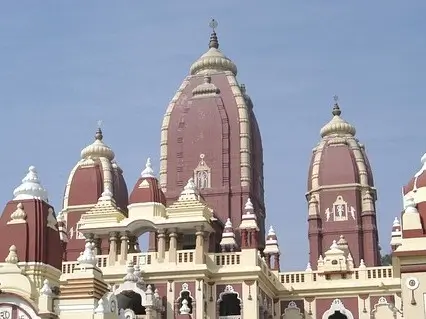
[{"x1": 406, "y1": 277, "x2": 420, "y2": 290}]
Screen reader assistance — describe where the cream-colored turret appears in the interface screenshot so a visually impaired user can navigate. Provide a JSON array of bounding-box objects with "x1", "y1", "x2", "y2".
[
  {"x1": 57, "y1": 242, "x2": 109, "y2": 318},
  {"x1": 239, "y1": 198, "x2": 259, "y2": 249},
  {"x1": 390, "y1": 216, "x2": 402, "y2": 251},
  {"x1": 263, "y1": 226, "x2": 280, "y2": 271},
  {"x1": 219, "y1": 218, "x2": 237, "y2": 252}
]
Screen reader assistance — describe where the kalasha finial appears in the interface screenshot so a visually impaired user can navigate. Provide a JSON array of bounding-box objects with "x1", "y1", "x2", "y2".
[
  {"x1": 332, "y1": 95, "x2": 341, "y2": 116},
  {"x1": 95, "y1": 120, "x2": 103, "y2": 140},
  {"x1": 208, "y1": 19, "x2": 219, "y2": 49}
]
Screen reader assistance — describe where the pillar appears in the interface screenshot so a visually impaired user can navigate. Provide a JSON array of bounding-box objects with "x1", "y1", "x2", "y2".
[
  {"x1": 169, "y1": 230, "x2": 177, "y2": 263},
  {"x1": 241, "y1": 229, "x2": 248, "y2": 248},
  {"x1": 108, "y1": 232, "x2": 118, "y2": 266},
  {"x1": 195, "y1": 228, "x2": 205, "y2": 264},
  {"x1": 119, "y1": 233, "x2": 129, "y2": 265},
  {"x1": 157, "y1": 229, "x2": 166, "y2": 262}
]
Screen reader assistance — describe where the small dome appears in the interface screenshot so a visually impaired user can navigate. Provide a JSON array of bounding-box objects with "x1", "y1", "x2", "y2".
[
  {"x1": 63, "y1": 127, "x2": 128, "y2": 213},
  {"x1": 129, "y1": 158, "x2": 166, "y2": 205},
  {"x1": 80, "y1": 128, "x2": 115, "y2": 161},
  {"x1": 320, "y1": 102, "x2": 356, "y2": 138},
  {"x1": 307, "y1": 98, "x2": 374, "y2": 192},
  {"x1": 403, "y1": 152, "x2": 426, "y2": 197},
  {"x1": 190, "y1": 21, "x2": 237, "y2": 76},
  {"x1": 13, "y1": 166, "x2": 48, "y2": 202}
]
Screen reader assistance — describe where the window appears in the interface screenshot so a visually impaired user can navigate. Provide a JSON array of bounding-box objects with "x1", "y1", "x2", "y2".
[{"x1": 193, "y1": 154, "x2": 211, "y2": 189}]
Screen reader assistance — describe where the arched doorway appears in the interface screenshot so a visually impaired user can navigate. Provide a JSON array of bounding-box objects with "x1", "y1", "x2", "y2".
[
  {"x1": 328, "y1": 311, "x2": 347, "y2": 319},
  {"x1": 322, "y1": 299, "x2": 354, "y2": 319},
  {"x1": 217, "y1": 285, "x2": 242, "y2": 318}
]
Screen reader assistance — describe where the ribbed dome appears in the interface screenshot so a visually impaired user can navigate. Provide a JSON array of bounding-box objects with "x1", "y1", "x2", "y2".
[
  {"x1": 320, "y1": 102, "x2": 356, "y2": 138},
  {"x1": 190, "y1": 26, "x2": 237, "y2": 76},
  {"x1": 80, "y1": 128, "x2": 115, "y2": 160}
]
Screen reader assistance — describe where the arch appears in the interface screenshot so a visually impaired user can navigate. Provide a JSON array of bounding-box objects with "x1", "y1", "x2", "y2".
[
  {"x1": 123, "y1": 219, "x2": 157, "y2": 238},
  {"x1": 116, "y1": 290, "x2": 145, "y2": 315},
  {"x1": 371, "y1": 296, "x2": 398, "y2": 318},
  {"x1": 0, "y1": 294, "x2": 41, "y2": 319},
  {"x1": 282, "y1": 301, "x2": 303, "y2": 318},
  {"x1": 217, "y1": 285, "x2": 242, "y2": 318},
  {"x1": 322, "y1": 299, "x2": 354, "y2": 319},
  {"x1": 176, "y1": 283, "x2": 194, "y2": 314}
]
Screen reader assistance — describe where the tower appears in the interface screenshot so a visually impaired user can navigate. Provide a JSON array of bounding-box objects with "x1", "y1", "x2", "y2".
[
  {"x1": 60, "y1": 126, "x2": 129, "y2": 260},
  {"x1": 306, "y1": 97, "x2": 380, "y2": 267},
  {"x1": 157, "y1": 20, "x2": 265, "y2": 251}
]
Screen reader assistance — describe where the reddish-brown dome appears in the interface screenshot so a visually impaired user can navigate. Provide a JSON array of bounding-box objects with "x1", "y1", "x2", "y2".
[
  {"x1": 306, "y1": 100, "x2": 380, "y2": 267},
  {"x1": 403, "y1": 153, "x2": 426, "y2": 195},
  {"x1": 129, "y1": 158, "x2": 166, "y2": 205},
  {"x1": 401, "y1": 153, "x2": 426, "y2": 236},
  {"x1": 63, "y1": 128, "x2": 129, "y2": 214},
  {"x1": 61, "y1": 128, "x2": 129, "y2": 261},
  {"x1": 307, "y1": 102, "x2": 374, "y2": 192},
  {"x1": 0, "y1": 166, "x2": 62, "y2": 270}
]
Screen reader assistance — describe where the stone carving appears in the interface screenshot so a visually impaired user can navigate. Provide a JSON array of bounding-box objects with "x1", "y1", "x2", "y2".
[
  {"x1": 324, "y1": 196, "x2": 356, "y2": 221},
  {"x1": 283, "y1": 301, "x2": 303, "y2": 319},
  {"x1": 194, "y1": 154, "x2": 211, "y2": 189},
  {"x1": 322, "y1": 299, "x2": 354, "y2": 319}
]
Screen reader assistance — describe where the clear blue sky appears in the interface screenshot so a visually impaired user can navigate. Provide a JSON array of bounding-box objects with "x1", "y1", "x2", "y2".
[{"x1": 0, "y1": 2, "x2": 425, "y2": 270}]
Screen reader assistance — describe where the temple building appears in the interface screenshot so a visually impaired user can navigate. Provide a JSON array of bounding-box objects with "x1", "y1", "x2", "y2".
[{"x1": 0, "y1": 19, "x2": 424, "y2": 319}]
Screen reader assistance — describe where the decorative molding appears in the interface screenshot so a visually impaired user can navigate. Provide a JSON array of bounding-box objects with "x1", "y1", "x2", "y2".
[
  {"x1": 322, "y1": 299, "x2": 354, "y2": 319},
  {"x1": 217, "y1": 285, "x2": 242, "y2": 303}
]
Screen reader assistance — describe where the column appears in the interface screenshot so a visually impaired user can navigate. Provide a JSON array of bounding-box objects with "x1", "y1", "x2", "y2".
[
  {"x1": 128, "y1": 236, "x2": 137, "y2": 253},
  {"x1": 93, "y1": 237, "x2": 101, "y2": 255},
  {"x1": 241, "y1": 229, "x2": 248, "y2": 248},
  {"x1": 157, "y1": 229, "x2": 166, "y2": 262},
  {"x1": 275, "y1": 253, "x2": 281, "y2": 271},
  {"x1": 145, "y1": 307, "x2": 153, "y2": 319},
  {"x1": 195, "y1": 227, "x2": 206, "y2": 264},
  {"x1": 108, "y1": 232, "x2": 118, "y2": 266},
  {"x1": 168, "y1": 229, "x2": 177, "y2": 263},
  {"x1": 250, "y1": 229, "x2": 258, "y2": 248},
  {"x1": 119, "y1": 232, "x2": 129, "y2": 265}
]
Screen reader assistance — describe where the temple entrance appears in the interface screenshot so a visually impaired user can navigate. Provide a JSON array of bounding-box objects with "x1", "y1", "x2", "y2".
[{"x1": 328, "y1": 311, "x2": 347, "y2": 319}]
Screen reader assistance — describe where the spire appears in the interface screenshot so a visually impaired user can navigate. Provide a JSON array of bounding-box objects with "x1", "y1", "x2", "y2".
[
  {"x1": 141, "y1": 158, "x2": 155, "y2": 178},
  {"x1": 208, "y1": 19, "x2": 219, "y2": 49},
  {"x1": 320, "y1": 96, "x2": 356, "y2": 138},
  {"x1": 239, "y1": 198, "x2": 259, "y2": 230},
  {"x1": 80, "y1": 123, "x2": 115, "y2": 160},
  {"x1": 13, "y1": 166, "x2": 49, "y2": 202},
  {"x1": 264, "y1": 225, "x2": 279, "y2": 254},
  {"x1": 95, "y1": 120, "x2": 103, "y2": 140},
  {"x1": 220, "y1": 218, "x2": 237, "y2": 250},
  {"x1": 190, "y1": 19, "x2": 237, "y2": 75}
]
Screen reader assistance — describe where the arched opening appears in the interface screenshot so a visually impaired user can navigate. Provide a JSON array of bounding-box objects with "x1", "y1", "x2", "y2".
[
  {"x1": 116, "y1": 290, "x2": 146, "y2": 315},
  {"x1": 219, "y1": 293, "x2": 241, "y2": 317},
  {"x1": 217, "y1": 285, "x2": 242, "y2": 318},
  {"x1": 328, "y1": 311, "x2": 347, "y2": 319},
  {"x1": 178, "y1": 291, "x2": 193, "y2": 314}
]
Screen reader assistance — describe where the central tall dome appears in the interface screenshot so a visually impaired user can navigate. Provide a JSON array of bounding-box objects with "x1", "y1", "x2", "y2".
[{"x1": 153, "y1": 20, "x2": 265, "y2": 251}]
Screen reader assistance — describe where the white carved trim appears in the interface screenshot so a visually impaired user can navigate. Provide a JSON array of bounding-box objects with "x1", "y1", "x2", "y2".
[
  {"x1": 371, "y1": 296, "x2": 397, "y2": 316},
  {"x1": 217, "y1": 285, "x2": 242, "y2": 303},
  {"x1": 322, "y1": 299, "x2": 354, "y2": 319},
  {"x1": 176, "y1": 282, "x2": 194, "y2": 302},
  {"x1": 113, "y1": 281, "x2": 147, "y2": 307},
  {"x1": 0, "y1": 295, "x2": 41, "y2": 319}
]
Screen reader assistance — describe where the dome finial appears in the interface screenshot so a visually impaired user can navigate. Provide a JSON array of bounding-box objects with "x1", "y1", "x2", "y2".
[
  {"x1": 332, "y1": 95, "x2": 341, "y2": 116},
  {"x1": 95, "y1": 120, "x2": 103, "y2": 140},
  {"x1": 319, "y1": 95, "x2": 356, "y2": 137},
  {"x1": 209, "y1": 19, "x2": 219, "y2": 49}
]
